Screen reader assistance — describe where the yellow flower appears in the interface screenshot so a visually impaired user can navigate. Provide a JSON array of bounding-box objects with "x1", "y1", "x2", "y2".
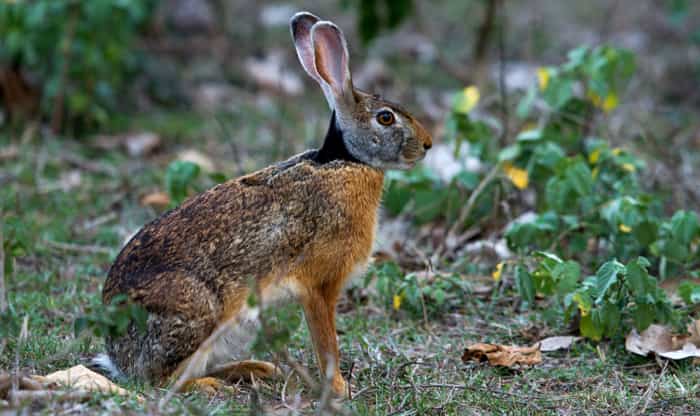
[
  {"x1": 588, "y1": 149, "x2": 601, "y2": 164},
  {"x1": 454, "y1": 86, "x2": 480, "y2": 114},
  {"x1": 621, "y1": 163, "x2": 636, "y2": 173},
  {"x1": 612, "y1": 148, "x2": 622, "y2": 156},
  {"x1": 537, "y1": 67, "x2": 550, "y2": 90},
  {"x1": 502, "y1": 162, "x2": 529, "y2": 190},
  {"x1": 619, "y1": 224, "x2": 632, "y2": 233},
  {"x1": 588, "y1": 91, "x2": 619, "y2": 113},
  {"x1": 520, "y1": 122, "x2": 539, "y2": 133},
  {"x1": 492, "y1": 262, "x2": 504, "y2": 281},
  {"x1": 572, "y1": 293, "x2": 590, "y2": 317},
  {"x1": 602, "y1": 93, "x2": 619, "y2": 112},
  {"x1": 393, "y1": 293, "x2": 403, "y2": 310}
]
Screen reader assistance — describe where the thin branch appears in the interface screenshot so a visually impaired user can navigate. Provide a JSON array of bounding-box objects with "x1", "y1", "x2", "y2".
[
  {"x1": 158, "y1": 314, "x2": 242, "y2": 408},
  {"x1": 42, "y1": 239, "x2": 112, "y2": 256},
  {"x1": 50, "y1": 5, "x2": 80, "y2": 134},
  {"x1": 0, "y1": 217, "x2": 6, "y2": 314},
  {"x1": 435, "y1": 162, "x2": 503, "y2": 261}
]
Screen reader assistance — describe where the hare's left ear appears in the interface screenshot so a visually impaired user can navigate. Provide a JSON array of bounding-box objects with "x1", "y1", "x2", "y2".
[
  {"x1": 290, "y1": 12, "x2": 323, "y2": 84},
  {"x1": 311, "y1": 21, "x2": 355, "y2": 108}
]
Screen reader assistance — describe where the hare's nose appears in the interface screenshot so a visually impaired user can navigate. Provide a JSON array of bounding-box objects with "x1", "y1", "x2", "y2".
[{"x1": 423, "y1": 142, "x2": 432, "y2": 150}]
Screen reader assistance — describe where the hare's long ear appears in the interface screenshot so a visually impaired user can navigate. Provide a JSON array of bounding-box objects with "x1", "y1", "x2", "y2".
[
  {"x1": 291, "y1": 12, "x2": 334, "y2": 106},
  {"x1": 291, "y1": 12, "x2": 322, "y2": 82},
  {"x1": 310, "y1": 21, "x2": 355, "y2": 109}
]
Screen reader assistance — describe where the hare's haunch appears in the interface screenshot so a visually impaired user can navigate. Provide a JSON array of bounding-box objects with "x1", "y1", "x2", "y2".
[{"x1": 98, "y1": 11, "x2": 432, "y2": 398}]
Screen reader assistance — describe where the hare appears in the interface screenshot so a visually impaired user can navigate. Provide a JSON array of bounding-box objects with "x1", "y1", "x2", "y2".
[{"x1": 96, "y1": 11, "x2": 432, "y2": 397}]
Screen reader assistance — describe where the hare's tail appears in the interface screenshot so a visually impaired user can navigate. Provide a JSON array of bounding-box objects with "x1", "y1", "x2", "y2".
[{"x1": 90, "y1": 353, "x2": 124, "y2": 381}]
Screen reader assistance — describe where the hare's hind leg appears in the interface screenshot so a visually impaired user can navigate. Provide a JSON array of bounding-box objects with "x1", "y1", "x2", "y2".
[{"x1": 106, "y1": 274, "x2": 219, "y2": 384}]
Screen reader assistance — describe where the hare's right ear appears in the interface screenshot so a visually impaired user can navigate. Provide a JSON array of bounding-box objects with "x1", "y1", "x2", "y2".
[{"x1": 310, "y1": 21, "x2": 355, "y2": 109}]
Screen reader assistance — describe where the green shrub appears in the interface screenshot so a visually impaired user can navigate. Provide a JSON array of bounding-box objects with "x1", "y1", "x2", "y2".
[
  {"x1": 0, "y1": 0, "x2": 155, "y2": 132},
  {"x1": 382, "y1": 45, "x2": 699, "y2": 339}
]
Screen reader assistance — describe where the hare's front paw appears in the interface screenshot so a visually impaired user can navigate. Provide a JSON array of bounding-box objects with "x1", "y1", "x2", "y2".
[
  {"x1": 180, "y1": 377, "x2": 236, "y2": 396},
  {"x1": 331, "y1": 374, "x2": 350, "y2": 399}
]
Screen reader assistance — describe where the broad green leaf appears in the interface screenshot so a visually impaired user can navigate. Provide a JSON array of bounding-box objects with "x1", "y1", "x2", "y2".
[
  {"x1": 670, "y1": 210, "x2": 699, "y2": 246},
  {"x1": 595, "y1": 260, "x2": 625, "y2": 304},
  {"x1": 579, "y1": 309, "x2": 604, "y2": 341},
  {"x1": 516, "y1": 265, "x2": 536, "y2": 304},
  {"x1": 625, "y1": 257, "x2": 653, "y2": 297},
  {"x1": 631, "y1": 302, "x2": 655, "y2": 331},
  {"x1": 552, "y1": 261, "x2": 581, "y2": 295},
  {"x1": 678, "y1": 281, "x2": 700, "y2": 305},
  {"x1": 565, "y1": 159, "x2": 593, "y2": 196},
  {"x1": 600, "y1": 301, "x2": 621, "y2": 337},
  {"x1": 165, "y1": 160, "x2": 200, "y2": 205}
]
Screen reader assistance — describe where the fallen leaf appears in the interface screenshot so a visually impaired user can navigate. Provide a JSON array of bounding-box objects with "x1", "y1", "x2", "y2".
[
  {"x1": 141, "y1": 191, "x2": 171, "y2": 209},
  {"x1": 125, "y1": 132, "x2": 161, "y2": 157},
  {"x1": 462, "y1": 343, "x2": 542, "y2": 367},
  {"x1": 625, "y1": 322, "x2": 700, "y2": 360},
  {"x1": 244, "y1": 52, "x2": 303, "y2": 96},
  {"x1": 0, "y1": 144, "x2": 19, "y2": 161},
  {"x1": 92, "y1": 132, "x2": 161, "y2": 157},
  {"x1": 39, "y1": 365, "x2": 130, "y2": 395},
  {"x1": 538, "y1": 336, "x2": 581, "y2": 352}
]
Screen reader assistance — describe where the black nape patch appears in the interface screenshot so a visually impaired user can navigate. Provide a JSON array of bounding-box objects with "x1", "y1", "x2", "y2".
[{"x1": 312, "y1": 112, "x2": 363, "y2": 164}]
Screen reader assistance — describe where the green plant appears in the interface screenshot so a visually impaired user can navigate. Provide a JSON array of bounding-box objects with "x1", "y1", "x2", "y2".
[
  {"x1": 383, "y1": 45, "x2": 699, "y2": 340},
  {"x1": 73, "y1": 294, "x2": 148, "y2": 338},
  {"x1": 165, "y1": 160, "x2": 202, "y2": 205},
  {"x1": 0, "y1": 0, "x2": 154, "y2": 132},
  {"x1": 514, "y1": 254, "x2": 675, "y2": 340},
  {"x1": 366, "y1": 262, "x2": 470, "y2": 319}
]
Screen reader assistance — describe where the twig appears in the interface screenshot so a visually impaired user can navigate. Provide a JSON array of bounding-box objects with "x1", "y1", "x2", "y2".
[
  {"x1": 0, "y1": 217, "x2": 6, "y2": 313},
  {"x1": 50, "y1": 4, "x2": 80, "y2": 134},
  {"x1": 634, "y1": 361, "x2": 668, "y2": 416},
  {"x1": 496, "y1": 0, "x2": 509, "y2": 146},
  {"x1": 472, "y1": 0, "x2": 499, "y2": 88},
  {"x1": 77, "y1": 212, "x2": 118, "y2": 232},
  {"x1": 11, "y1": 316, "x2": 28, "y2": 407},
  {"x1": 7, "y1": 389, "x2": 91, "y2": 404},
  {"x1": 435, "y1": 163, "x2": 503, "y2": 261},
  {"x1": 42, "y1": 239, "x2": 112, "y2": 255},
  {"x1": 158, "y1": 314, "x2": 242, "y2": 409},
  {"x1": 315, "y1": 360, "x2": 335, "y2": 416},
  {"x1": 60, "y1": 152, "x2": 119, "y2": 177}
]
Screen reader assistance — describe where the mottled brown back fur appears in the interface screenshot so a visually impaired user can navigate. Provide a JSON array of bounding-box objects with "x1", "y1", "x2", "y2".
[{"x1": 102, "y1": 151, "x2": 384, "y2": 382}]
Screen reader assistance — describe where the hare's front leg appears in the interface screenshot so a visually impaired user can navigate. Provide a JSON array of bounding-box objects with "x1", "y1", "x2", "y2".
[{"x1": 300, "y1": 287, "x2": 348, "y2": 397}]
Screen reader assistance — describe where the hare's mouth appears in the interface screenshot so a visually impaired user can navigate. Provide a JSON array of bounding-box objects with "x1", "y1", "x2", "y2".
[{"x1": 401, "y1": 144, "x2": 428, "y2": 165}]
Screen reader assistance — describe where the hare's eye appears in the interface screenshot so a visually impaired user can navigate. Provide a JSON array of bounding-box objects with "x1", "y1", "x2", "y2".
[{"x1": 376, "y1": 111, "x2": 395, "y2": 126}]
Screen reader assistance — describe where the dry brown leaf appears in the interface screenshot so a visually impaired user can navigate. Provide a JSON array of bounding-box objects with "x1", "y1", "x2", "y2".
[
  {"x1": 462, "y1": 343, "x2": 542, "y2": 367},
  {"x1": 0, "y1": 144, "x2": 19, "y2": 161},
  {"x1": 538, "y1": 336, "x2": 581, "y2": 352},
  {"x1": 124, "y1": 132, "x2": 161, "y2": 157},
  {"x1": 39, "y1": 365, "x2": 130, "y2": 395},
  {"x1": 141, "y1": 191, "x2": 171, "y2": 209},
  {"x1": 92, "y1": 132, "x2": 161, "y2": 157},
  {"x1": 625, "y1": 321, "x2": 700, "y2": 360}
]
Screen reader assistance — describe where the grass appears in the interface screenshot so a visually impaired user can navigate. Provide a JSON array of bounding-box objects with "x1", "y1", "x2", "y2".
[{"x1": 1, "y1": 112, "x2": 699, "y2": 415}]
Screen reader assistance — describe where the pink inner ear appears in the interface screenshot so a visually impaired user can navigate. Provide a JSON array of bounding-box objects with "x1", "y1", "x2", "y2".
[
  {"x1": 313, "y1": 26, "x2": 348, "y2": 95},
  {"x1": 292, "y1": 15, "x2": 322, "y2": 83}
]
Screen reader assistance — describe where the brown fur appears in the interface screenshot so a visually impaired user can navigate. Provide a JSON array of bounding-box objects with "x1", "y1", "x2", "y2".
[
  {"x1": 101, "y1": 11, "x2": 432, "y2": 398},
  {"x1": 102, "y1": 153, "x2": 385, "y2": 394}
]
